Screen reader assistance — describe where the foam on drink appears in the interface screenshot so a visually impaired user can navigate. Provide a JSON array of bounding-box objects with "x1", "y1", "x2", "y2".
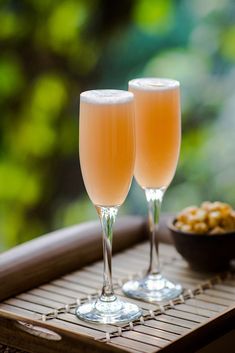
[
  {"x1": 129, "y1": 78, "x2": 180, "y2": 91},
  {"x1": 80, "y1": 90, "x2": 134, "y2": 105}
]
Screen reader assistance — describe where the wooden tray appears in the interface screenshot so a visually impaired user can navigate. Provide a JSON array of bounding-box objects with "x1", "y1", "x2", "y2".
[{"x1": 0, "y1": 216, "x2": 234, "y2": 353}]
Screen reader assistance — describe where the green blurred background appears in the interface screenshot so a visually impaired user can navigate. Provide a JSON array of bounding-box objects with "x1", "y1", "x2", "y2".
[{"x1": 0, "y1": 0, "x2": 235, "y2": 251}]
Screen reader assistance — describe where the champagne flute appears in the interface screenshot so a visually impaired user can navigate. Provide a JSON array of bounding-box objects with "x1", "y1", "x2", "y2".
[
  {"x1": 76, "y1": 89, "x2": 142, "y2": 323},
  {"x1": 122, "y1": 78, "x2": 182, "y2": 302}
]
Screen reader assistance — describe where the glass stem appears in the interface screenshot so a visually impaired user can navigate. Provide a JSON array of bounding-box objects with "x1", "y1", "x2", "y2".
[
  {"x1": 145, "y1": 188, "x2": 165, "y2": 276},
  {"x1": 96, "y1": 206, "x2": 118, "y2": 302}
]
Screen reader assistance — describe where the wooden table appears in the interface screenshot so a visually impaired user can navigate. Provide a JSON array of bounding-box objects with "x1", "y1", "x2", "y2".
[{"x1": 0, "y1": 216, "x2": 234, "y2": 353}]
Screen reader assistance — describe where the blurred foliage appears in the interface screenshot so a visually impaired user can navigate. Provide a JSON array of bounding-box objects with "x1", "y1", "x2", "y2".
[{"x1": 0, "y1": 0, "x2": 235, "y2": 250}]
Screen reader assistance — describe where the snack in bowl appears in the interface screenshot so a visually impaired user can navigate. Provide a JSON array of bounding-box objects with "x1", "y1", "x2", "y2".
[
  {"x1": 168, "y1": 201, "x2": 235, "y2": 271},
  {"x1": 175, "y1": 201, "x2": 235, "y2": 235}
]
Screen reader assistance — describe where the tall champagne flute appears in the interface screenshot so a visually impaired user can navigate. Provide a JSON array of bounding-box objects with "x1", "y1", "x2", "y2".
[
  {"x1": 122, "y1": 78, "x2": 182, "y2": 302},
  {"x1": 76, "y1": 89, "x2": 142, "y2": 323}
]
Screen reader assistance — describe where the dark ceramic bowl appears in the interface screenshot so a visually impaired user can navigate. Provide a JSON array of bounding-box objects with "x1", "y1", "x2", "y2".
[{"x1": 168, "y1": 219, "x2": 235, "y2": 272}]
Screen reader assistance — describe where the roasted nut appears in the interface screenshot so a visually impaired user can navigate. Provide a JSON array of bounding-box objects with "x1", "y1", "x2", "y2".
[
  {"x1": 175, "y1": 221, "x2": 184, "y2": 229},
  {"x1": 177, "y1": 212, "x2": 189, "y2": 223},
  {"x1": 221, "y1": 216, "x2": 235, "y2": 232},
  {"x1": 194, "y1": 209, "x2": 207, "y2": 222},
  {"x1": 201, "y1": 201, "x2": 212, "y2": 211},
  {"x1": 209, "y1": 226, "x2": 225, "y2": 235},
  {"x1": 193, "y1": 222, "x2": 208, "y2": 234},
  {"x1": 180, "y1": 224, "x2": 193, "y2": 233},
  {"x1": 175, "y1": 201, "x2": 235, "y2": 235},
  {"x1": 210, "y1": 201, "x2": 231, "y2": 212},
  {"x1": 184, "y1": 206, "x2": 199, "y2": 215},
  {"x1": 208, "y1": 211, "x2": 221, "y2": 228}
]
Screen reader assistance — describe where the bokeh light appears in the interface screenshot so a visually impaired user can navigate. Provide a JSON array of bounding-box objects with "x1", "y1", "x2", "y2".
[{"x1": 0, "y1": 0, "x2": 235, "y2": 251}]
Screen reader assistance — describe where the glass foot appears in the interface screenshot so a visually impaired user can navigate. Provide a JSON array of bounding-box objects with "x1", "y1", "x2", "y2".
[
  {"x1": 76, "y1": 296, "x2": 142, "y2": 324},
  {"x1": 122, "y1": 274, "x2": 182, "y2": 303}
]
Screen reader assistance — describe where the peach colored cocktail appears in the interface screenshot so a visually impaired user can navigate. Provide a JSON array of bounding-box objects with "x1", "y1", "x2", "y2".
[
  {"x1": 122, "y1": 78, "x2": 182, "y2": 303},
  {"x1": 130, "y1": 78, "x2": 181, "y2": 189},
  {"x1": 77, "y1": 89, "x2": 141, "y2": 324},
  {"x1": 79, "y1": 91, "x2": 135, "y2": 206}
]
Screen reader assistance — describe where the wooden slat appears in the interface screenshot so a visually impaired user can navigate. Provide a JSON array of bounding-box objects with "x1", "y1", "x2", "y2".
[
  {"x1": 143, "y1": 319, "x2": 190, "y2": 335},
  {"x1": 161, "y1": 272, "x2": 201, "y2": 286},
  {"x1": 64, "y1": 271, "x2": 103, "y2": 284},
  {"x1": 82, "y1": 263, "x2": 128, "y2": 281},
  {"x1": 40, "y1": 283, "x2": 93, "y2": 298},
  {"x1": 0, "y1": 303, "x2": 41, "y2": 320},
  {"x1": 130, "y1": 253, "x2": 186, "y2": 270},
  {"x1": 159, "y1": 267, "x2": 208, "y2": 282},
  {"x1": 64, "y1": 272, "x2": 104, "y2": 287},
  {"x1": 133, "y1": 325, "x2": 179, "y2": 341},
  {"x1": 164, "y1": 309, "x2": 208, "y2": 323},
  {"x1": 29, "y1": 288, "x2": 76, "y2": 304},
  {"x1": 55, "y1": 312, "x2": 117, "y2": 333},
  {"x1": 52, "y1": 279, "x2": 99, "y2": 293},
  {"x1": 214, "y1": 284, "x2": 235, "y2": 294},
  {"x1": 112, "y1": 258, "x2": 143, "y2": 273},
  {"x1": 185, "y1": 298, "x2": 226, "y2": 313},
  {"x1": 122, "y1": 243, "x2": 186, "y2": 267},
  {"x1": 160, "y1": 265, "x2": 211, "y2": 281},
  {"x1": 16, "y1": 293, "x2": 63, "y2": 309},
  {"x1": 134, "y1": 243, "x2": 179, "y2": 258},
  {"x1": 224, "y1": 279, "x2": 235, "y2": 287},
  {"x1": 108, "y1": 342, "x2": 144, "y2": 353},
  {"x1": 84, "y1": 263, "x2": 134, "y2": 279},
  {"x1": 173, "y1": 303, "x2": 216, "y2": 318},
  {"x1": 155, "y1": 314, "x2": 198, "y2": 329},
  {"x1": 204, "y1": 289, "x2": 235, "y2": 301},
  {"x1": 121, "y1": 330, "x2": 169, "y2": 348},
  {"x1": 108, "y1": 336, "x2": 158, "y2": 353},
  {"x1": 4, "y1": 298, "x2": 51, "y2": 315},
  {"x1": 131, "y1": 244, "x2": 187, "y2": 266},
  {"x1": 197, "y1": 293, "x2": 234, "y2": 307},
  {"x1": 46, "y1": 317, "x2": 105, "y2": 339}
]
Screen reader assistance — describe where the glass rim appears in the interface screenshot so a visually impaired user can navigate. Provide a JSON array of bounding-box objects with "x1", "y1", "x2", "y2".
[
  {"x1": 80, "y1": 89, "x2": 134, "y2": 105},
  {"x1": 128, "y1": 77, "x2": 180, "y2": 91}
]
